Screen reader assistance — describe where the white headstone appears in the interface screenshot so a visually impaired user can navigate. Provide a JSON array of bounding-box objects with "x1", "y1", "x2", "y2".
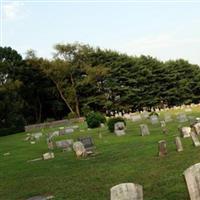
[
  {"x1": 73, "y1": 141, "x2": 87, "y2": 157},
  {"x1": 190, "y1": 132, "x2": 200, "y2": 147},
  {"x1": 131, "y1": 114, "x2": 142, "y2": 122},
  {"x1": 180, "y1": 127, "x2": 191, "y2": 138},
  {"x1": 110, "y1": 183, "x2": 143, "y2": 200},
  {"x1": 193, "y1": 122, "x2": 200, "y2": 135},
  {"x1": 139, "y1": 124, "x2": 150, "y2": 136},
  {"x1": 43, "y1": 152, "x2": 54, "y2": 160},
  {"x1": 114, "y1": 122, "x2": 126, "y2": 136},
  {"x1": 150, "y1": 115, "x2": 159, "y2": 124},
  {"x1": 184, "y1": 163, "x2": 200, "y2": 200}
]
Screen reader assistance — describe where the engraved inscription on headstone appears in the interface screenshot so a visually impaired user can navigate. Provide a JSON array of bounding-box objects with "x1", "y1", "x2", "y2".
[{"x1": 110, "y1": 183, "x2": 143, "y2": 200}]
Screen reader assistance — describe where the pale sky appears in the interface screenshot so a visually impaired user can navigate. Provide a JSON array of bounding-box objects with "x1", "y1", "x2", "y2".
[{"x1": 1, "y1": 0, "x2": 200, "y2": 65}]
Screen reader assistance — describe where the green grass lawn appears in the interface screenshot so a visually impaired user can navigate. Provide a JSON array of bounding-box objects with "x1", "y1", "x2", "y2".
[{"x1": 1, "y1": 107, "x2": 200, "y2": 200}]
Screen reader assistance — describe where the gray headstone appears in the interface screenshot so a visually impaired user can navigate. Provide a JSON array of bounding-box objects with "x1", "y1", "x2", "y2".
[
  {"x1": 139, "y1": 124, "x2": 150, "y2": 136},
  {"x1": 77, "y1": 137, "x2": 94, "y2": 152},
  {"x1": 184, "y1": 163, "x2": 200, "y2": 200},
  {"x1": 175, "y1": 137, "x2": 183, "y2": 152},
  {"x1": 55, "y1": 139, "x2": 73, "y2": 150},
  {"x1": 150, "y1": 115, "x2": 159, "y2": 125},
  {"x1": 158, "y1": 140, "x2": 167, "y2": 156},
  {"x1": 65, "y1": 128, "x2": 74, "y2": 134},
  {"x1": 190, "y1": 132, "x2": 200, "y2": 147},
  {"x1": 114, "y1": 122, "x2": 126, "y2": 136},
  {"x1": 164, "y1": 114, "x2": 172, "y2": 122},
  {"x1": 32, "y1": 132, "x2": 43, "y2": 140},
  {"x1": 110, "y1": 183, "x2": 143, "y2": 200},
  {"x1": 177, "y1": 113, "x2": 188, "y2": 123},
  {"x1": 131, "y1": 114, "x2": 142, "y2": 122}
]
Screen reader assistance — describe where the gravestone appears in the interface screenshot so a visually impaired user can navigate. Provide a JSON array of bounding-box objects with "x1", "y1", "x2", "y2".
[
  {"x1": 164, "y1": 114, "x2": 172, "y2": 122},
  {"x1": 177, "y1": 113, "x2": 188, "y2": 123},
  {"x1": 26, "y1": 196, "x2": 47, "y2": 200},
  {"x1": 73, "y1": 141, "x2": 87, "y2": 158},
  {"x1": 183, "y1": 163, "x2": 200, "y2": 200},
  {"x1": 158, "y1": 140, "x2": 167, "y2": 156},
  {"x1": 55, "y1": 139, "x2": 73, "y2": 151},
  {"x1": 139, "y1": 124, "x2": 150, "y2": 136},
  {"x1": 78, "y1": 137, "x2": 94, "y2": 154},
  {"x1": 180, "y1": 127, "x2": 191, "y2": 138},
  {"x1": 71, "y1": 125, "x2": 79, "y2": 129},
  {"x1": 175, "y1": 137, "x2": 183, "y2": 152},
  {"x1": 65, "y1": 128, "x2": 74, "y2": 134},
  {"x1": 43, "y1": 152, "x2": 54, "y2": 160},
  {"x1": 190, "y1": 132, "x2": 200, "y2": 147},
  {"x1": 52, "y1": 131, "x2": 59, "y2": 137},
  {"x1": 141, "y1": 111, "x2": 149, "y2": 119},
  {"x1": 150, "y1": 115, "x2": 159, "y2": 125},
  {"x1": 160, "y1": 121, "x2": 166, "y2": 128},
  {"x1": 114, "y1": 122, "x2": 126, "y2": 136},
  {"x1": 131, "y1": 114, "x2": 142, "y2": 122},
  {"x1": 32, "y1": 132, "x2": 42, "y2": 140},
  {"x1": 193, "y1": 122, "x2": 200, "y2": 135},
  {"x1": 110, "y1": 183, "x2": 143, "y2": 200}
]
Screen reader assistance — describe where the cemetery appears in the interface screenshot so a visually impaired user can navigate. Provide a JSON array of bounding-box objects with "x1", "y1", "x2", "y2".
[{"x1": 0, "y1": 106, "x2": 200, "y2": 199}]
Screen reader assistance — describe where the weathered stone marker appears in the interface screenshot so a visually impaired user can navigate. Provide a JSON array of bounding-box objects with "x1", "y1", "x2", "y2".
[
  {"x1": 43, "y1": 152, "x2": 54, "y2": 160},
  {"x1": 180, "y1": 127, "x2": 191, "y2": 138},
  {"x1": 158, "y1": 140, "x2": 167, "y2": 156},
  {"x1": 164, "y1": 114, "x2": 172, "y2": 122},
  {"x1": 193, "y1": 122, "x2": 200, "y2": 135},
  {"x1": 114, "y1": 122, "x2": 126, "y2": 136},
  {"x1": 55, "y1": 139, "x2": 73, "y2": 151},
  {"x1": 139, "y1": 124, "x2": 150, "y2": 136},
  {"x1": 183, "y1": 163, "x2": 200, "y2": 200},
  {"x1": 190, "y1": 132, "x2": 200, "y2": 147},
  {"x1": 175, "y1": 137, "x2": 183, "y2": 152},
  {"x1": 110, "y1": 183, "x2": 143, "y2": 200},
  {"x1": 150, "y1": 115, "x2": 159, "y2": 125},
  {"x1": 73, "y1": 141, "x2": 87, "y2": 158},
  {"x1": 160, "y1": 120, "x2": 166, "y2": 128},
  {"x1": 177, "y1": 113, "x2": 188, "y2": 123}
]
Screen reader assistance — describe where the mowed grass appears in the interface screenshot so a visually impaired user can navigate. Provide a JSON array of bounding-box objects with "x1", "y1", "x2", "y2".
[{"x1": 0, "y1": 107, "x2": 200, "y2": 200}]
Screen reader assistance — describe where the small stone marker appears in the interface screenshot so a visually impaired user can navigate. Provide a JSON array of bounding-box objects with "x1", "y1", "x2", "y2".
[
  {"x1": 131, "y1": 114, "x2": 142, "y2": 122},
  {"x1": 3, "y1": 152, "x2": 10, "y2": 156},
  {"x1": 71, "y1": 125, "x2": 79, "y2": 129},
  {"x1": 193, "y1": 122, "x2": 200, "y2": 135},
  {"x1": 65, "y1": 128, "x2": 74, "y2": 134},
  {"x1": 150, "y1": 115, "x2": 159, "y2": 125},
  {"x1": 26, "y1": 195, "x2": 54, "y2": 200},
  {"x1": 183, "y1": 163, "x2": 200, "y2": 200},
  {"x1": 177, "y1": 113, "x2": 188, "y2": 123},
  {"x1": 73, "y1": 141, "x2": 87, "y2": 158},
  {"x1": 175, "y1": 137, "x2": 183, "y2": 152},
  {"x1": 164, "y1": 114, "x2": 172, "y2": 122},
  {"x1": 139, "y1": 124, "x2": 150, "y2": 136},
  {"x1": 47, "y1": 138, "x2": 54, "y2": 150},
  {"x1": 52, "y1": 131, "x2": 59, "y2": 137},
  {"x1": 43, "y1": 152, "x2": 54, "y2": 160},
  {"x1": 160, "y1": 121, "x2": 166, "y2": 128},
  {"x1": 110, "y1": 183, "x2": 143, "y2": 200},
  {"x1": 114, "y1": 122, "x2": 126, "y2": 136},
  {"x1": 30, "y1": 141, "x2": 36, "y2": 144},
  {"x1": 158, "y1": 140, "x2": 167, "y2": 156},
  {"x1": 100, "y1": 123, "x2": 105, "y2": 128},
  {"x1": 190, "y1": 132, "x2": 200, "y2": 147},
  {"x1": 55, "y1": 139, "x2": 73, "y2": 150},
  {"x1": 32, "y1": 132, "x2": 43, "y2": 140},
  {"x1": 180, "y1": 127, "x2": 191, "y2": 138},
  {"x1": 78, "y1": 137, "x2": 94, "y2": 154}
]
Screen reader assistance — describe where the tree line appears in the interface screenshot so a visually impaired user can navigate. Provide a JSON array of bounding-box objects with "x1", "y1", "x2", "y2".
[{"x1": 0, "y1": 43, "x2": 200, "y2": 134}]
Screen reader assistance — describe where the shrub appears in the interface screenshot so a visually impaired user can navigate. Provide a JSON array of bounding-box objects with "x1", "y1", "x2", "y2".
[
  {"x1": 86, "y1": 112, "x2": 106, "y2": 128},
  {"x1": 107, "y1": 117, "x2": 126, "y2": 132}
]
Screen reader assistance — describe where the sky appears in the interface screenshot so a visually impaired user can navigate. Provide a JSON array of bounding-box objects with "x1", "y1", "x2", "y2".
[{"x1": 1, "y1": 0, "x2": 200, "y2": 65}]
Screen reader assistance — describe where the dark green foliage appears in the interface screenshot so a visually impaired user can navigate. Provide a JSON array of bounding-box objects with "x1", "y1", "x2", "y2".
[
  {"x1": 86, "y1": 112, "x2": 106, "y2": 128},
  {"x1": 107, "y1": 117, "x2": 126, "y2": 132},
  {"x1": 67, "y1": 112, "x2": 78, "y2": 119}
]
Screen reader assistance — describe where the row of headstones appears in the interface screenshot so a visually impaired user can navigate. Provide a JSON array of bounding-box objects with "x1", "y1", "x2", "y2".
[
  {"x1": 110, "y1": 162, "x2": 200, "y2": 200},
  {"x1": 44, "y1": 136, "x2": 95, "y2": 160}
]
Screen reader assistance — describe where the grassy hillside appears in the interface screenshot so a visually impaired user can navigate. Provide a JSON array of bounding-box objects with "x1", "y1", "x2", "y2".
[{"x1": 0, "y1": 107, "x2": 200, "y2": 200}]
